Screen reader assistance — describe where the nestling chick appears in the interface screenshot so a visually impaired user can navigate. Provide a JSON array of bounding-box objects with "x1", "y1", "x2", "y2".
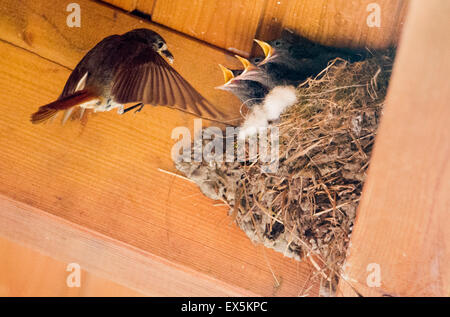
[
  {"x1": 239, "y1": 29, "x2": 367, "y2": 88},
  {"x1": 215, "y1": 56, "x2": 269, "y2": 107}
]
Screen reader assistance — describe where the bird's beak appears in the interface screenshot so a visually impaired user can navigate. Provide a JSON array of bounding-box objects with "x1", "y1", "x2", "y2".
[
  {"x1": 231, "y1": 54, "x2": 266, "y2": 84},
  {"x1": 218, "y1": 64, "x2": 234, "y2": 84},
  {"x1": 254, "y1": 39, "x2": 275, "y2": 65},
  {"x1": 161, "y1": 49, "x2": 174, "y2": 64},
  {"x1": 234, "y1": 55, "x2": 258, "y2": 74},
  {"x1": 215, "y1": 64, "x2": 235, "y2": 90}
]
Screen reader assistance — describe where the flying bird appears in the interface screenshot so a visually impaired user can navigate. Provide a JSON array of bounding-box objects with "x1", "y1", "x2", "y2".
[{"x1": 31, "y1": 28, "x2": 223, "y2": 124}]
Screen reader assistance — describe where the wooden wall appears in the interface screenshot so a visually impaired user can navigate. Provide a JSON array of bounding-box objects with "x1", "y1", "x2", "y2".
[
  {"x1": 101, "y1": 0, "x2": 408, "y2": 56},
  {"x1": 338, "y1": 0, "x2": 450, "y2": 297}
]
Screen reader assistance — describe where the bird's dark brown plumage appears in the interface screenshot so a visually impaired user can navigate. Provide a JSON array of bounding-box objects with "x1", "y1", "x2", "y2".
[{"x1": 31, "y1": 28, "x2": 223, "y2": 124}]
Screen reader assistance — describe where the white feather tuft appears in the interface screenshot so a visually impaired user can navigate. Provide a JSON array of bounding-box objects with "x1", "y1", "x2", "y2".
[
  {"x1": 238, "y1": 85, "x2": 298, "y2": 140},
  {"x1": 263, "y1": 86, "x2": 298, "y2": 121},
  {"x1": 238, "y1": 105, "x2": 268, "y2": 140}
]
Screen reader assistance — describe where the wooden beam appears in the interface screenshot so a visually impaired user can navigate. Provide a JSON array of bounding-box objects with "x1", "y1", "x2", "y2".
[
  {"x1": 135, "y1": 0, "x2": 408, "y2": 57},
  {"x1": 136, "y1": 0, "x2": 156, "y2": 15},
  {"x1": 338, "y1": 0, "x2": 450, "y2": 297},
  {"x1": 0, "y1": 194, "x2": 259, "y2": 296},
  {"x1": 151, "y1": 0, "x2": 266, "y2": 57},
  {"x1": 0, "y1": 235, "x2": 143, "y2": 296},
  {"x1": 280, "y1": 0, "x2": 408, "y2": 49},
  {"x1": 101, "y1": 0, "x2": 137, "y2": 12}
]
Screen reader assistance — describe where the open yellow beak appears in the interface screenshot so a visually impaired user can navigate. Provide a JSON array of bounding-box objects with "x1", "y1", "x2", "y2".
[
  {"x1": 254, "y1": 39, "x2": 274, "y2": 60},
  {"x1": 234, "y1": 55, "x2": 257, "y2": 74},
  {"x1": 218, "y1": 64, "x2": 235, "y2": 84}
]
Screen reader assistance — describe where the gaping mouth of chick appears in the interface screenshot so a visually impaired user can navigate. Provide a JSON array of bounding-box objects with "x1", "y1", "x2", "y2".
[
  {"x1": 215, "y1": 54, "x2": 269, "y2": 90},
  {"x1": 233, "y1": 55, "x2": 267, "y2": 83},
  {"x1": 215, "y1": 64, "x2": 237, "y2": 90},
  {"x1": 234, "y1": 55, "x2": 256, "y2": 75},
  {"x1": 254, "y1": 39, "x2": 278, "y2": 65}
]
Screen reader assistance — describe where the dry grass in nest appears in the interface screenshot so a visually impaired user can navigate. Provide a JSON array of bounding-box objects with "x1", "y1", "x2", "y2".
[{"x1": 175, "y1": 50, "x2": 395, "y2": 295}]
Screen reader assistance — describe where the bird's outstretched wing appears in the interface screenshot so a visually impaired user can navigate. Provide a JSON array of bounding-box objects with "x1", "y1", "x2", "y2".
[{"x1": 111, "y1": 45, "x2": 225, "y2": 120}]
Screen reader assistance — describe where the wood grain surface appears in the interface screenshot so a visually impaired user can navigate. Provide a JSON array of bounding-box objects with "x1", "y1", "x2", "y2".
[
  {"x1": 254, "y1": 0, "x2": 291, "y2": 45},
  {"x1": 0, "y1": 194, "x2": 261, "y2": 296},
  {"x1": 0, "y1": 0, "x2": 319, "y2": 296},
  {"x1": 280, "y1": 0, "x2": 408, "y2": 49},
  {"x1": 101, "y1": 0, "x2": 137, "y2": 11},
  {"x1": 136, "y1": 0, "x2": 156, "y2": 14},
  {"x1": 0, "y1": 235, "x2": 143, "y2": 297},
  {"x1": 152, "y1": 0, "x2": 266, "y2": 57},
  {"x1": 337, "y1": 0, "x2": 450, "y2": 297},
  {"x1": 115, "y1": 0, "x2": 408, "y2": 56}
]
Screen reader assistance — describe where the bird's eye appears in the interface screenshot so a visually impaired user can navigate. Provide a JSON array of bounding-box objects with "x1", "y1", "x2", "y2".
[
  {"x1": 274, "y1": 40, "x2": 282, "y2": 47},
  {"x1": 157, "y1": 41, "x2": 164, "y2": 49}
]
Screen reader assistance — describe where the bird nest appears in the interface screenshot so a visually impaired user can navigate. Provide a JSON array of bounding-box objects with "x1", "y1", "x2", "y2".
[{"x1": 175, "y1": 50, "x2": 394, "y2": 295}]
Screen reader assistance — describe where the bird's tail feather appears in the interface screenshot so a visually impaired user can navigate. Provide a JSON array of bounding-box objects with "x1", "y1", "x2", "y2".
[{"x1": 31, "y1": 89, "x2": 97, "y2": 124}]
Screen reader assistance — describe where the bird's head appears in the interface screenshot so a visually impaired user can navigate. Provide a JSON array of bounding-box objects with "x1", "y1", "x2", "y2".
[
  {"x1": 215, "y1": 60, "x2": 269, "y2": 107},
  {"x1": 249, "y1": 56, "x2": 264, "y2": 65},
  {"x1": 215, "y1": 64, "x2": 242, "y2": 92},
  {"x1": 151, "y1": 35, "x2": 174, "y2": 64},
  {"x1": 215, "y1": 55, "x2": 270, "y2": 90},
  {"x1": 254, "y1": 38, "x2": 297, "y2": 67},
  {"x1": 123, "y1": 28, "x2": 174, "y2": 64}
]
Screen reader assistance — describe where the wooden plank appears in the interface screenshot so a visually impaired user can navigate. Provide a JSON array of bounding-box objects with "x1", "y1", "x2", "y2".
[
  {"x1": 0, "y1": 235, "x2": 143, "y2": 296},
  {"x1": 255, "y1": 0, "x2": 290, "y2": 44},
  {"x1": 151, "y1": 0, "x2": 266, "y2": 57},
  {"x1": 0, "y1": 194, "x2": 259, "y2": 296},
  {"x1": 101, "y1": 0, "x2": 137, "y2": 12},
  {"x1": 256, "y1": 0, "x2": 408, "y2": 49},
  {"x1": 136, "y1": 0, "x2": 156, "y2": 15},
  {"x1": 104, "y1": 0, "x2": 407, "y2": 55},
  {"x1": 0, "y1": 0, "x2": 320, "y2": 296},
  {"x1": 338, "y1": 0, "x2": 450, "y2": 297}
]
